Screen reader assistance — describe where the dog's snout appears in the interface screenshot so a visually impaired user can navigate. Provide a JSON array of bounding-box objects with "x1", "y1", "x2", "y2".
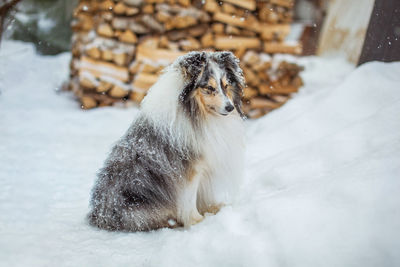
[{"x1": 225, "y1": 104, "x2": 234, "y2": 112}]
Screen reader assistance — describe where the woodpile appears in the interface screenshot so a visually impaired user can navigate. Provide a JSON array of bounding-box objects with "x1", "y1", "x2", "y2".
[{"x1": 69, "y1": 0, "x2": 303, "y2": 118}]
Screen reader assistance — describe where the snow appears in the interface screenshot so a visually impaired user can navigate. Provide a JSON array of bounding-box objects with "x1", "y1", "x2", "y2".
[{"x1": 1, "y1": 41, "x2": 400, "y2": 266}]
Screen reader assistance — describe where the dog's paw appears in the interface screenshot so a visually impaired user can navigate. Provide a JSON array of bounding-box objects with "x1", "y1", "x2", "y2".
[
  {"x1": 206, "y1": 203, "x2": 224, "y2": 215},
  {"x1": 188, "y1": 211, "x2": 204, "y2": 226}
]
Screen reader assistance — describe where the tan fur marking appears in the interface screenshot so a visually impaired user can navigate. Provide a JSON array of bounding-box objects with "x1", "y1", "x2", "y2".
[
  {"x1": 208, "y1": 77, "x2": 217, "y2": 89},
  {"x1": 186, "y1": 164, "x2": 197, "y2": 182},
  {"x1": 221, "y1": 76, "x2": 234, "y2": 99},
  {"x1": 221, "y1": 76, "x2": 228, "y2": 90},
  {"x1": 194, "y1": 89, "x2": 208, "y2": 116}
]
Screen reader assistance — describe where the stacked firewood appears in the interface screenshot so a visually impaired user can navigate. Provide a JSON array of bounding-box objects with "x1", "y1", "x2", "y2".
[{"x1": 69, "y1": 0, "x2": 303, "y2": 118}]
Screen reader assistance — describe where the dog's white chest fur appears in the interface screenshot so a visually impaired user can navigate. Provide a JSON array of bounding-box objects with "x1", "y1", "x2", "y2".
[{"x1": 200, "y1": 114, "x2": 245, "y2": 204}]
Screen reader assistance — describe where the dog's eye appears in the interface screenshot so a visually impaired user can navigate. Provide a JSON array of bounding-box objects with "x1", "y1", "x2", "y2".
[
  {"x1": 201, "y1": 86, "x2": 216, "y2": 95},
  {"x1": 207, "y1": 86, "x2": 216, "y2": 92}
]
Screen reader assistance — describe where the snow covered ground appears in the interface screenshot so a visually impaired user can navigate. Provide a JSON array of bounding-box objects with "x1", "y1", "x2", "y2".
[{"x1": 1, "y1": 41, "x2": 399, "y2": 267}]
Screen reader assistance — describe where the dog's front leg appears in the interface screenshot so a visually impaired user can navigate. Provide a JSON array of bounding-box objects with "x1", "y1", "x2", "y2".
[{"x1": 177, "y1": 165, "x2": 204, "y2": 227}]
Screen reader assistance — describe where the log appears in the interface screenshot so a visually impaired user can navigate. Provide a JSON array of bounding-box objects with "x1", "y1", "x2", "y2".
[
  {"x1": 81, "y1": 96, "x2": 97, "y2": 109},
  {"x1": 258, "y1": 5, "x2": 279, "y2": 23},
  {"x1": 72, "y1": 13, "x2": 94, "y2": 32},
  {"x1": 200, "y1": 32, "x2": 214, "y2": 47},
  {"x1": 74, "y1": 1, "x2": 96, "y2": 14},
  {"x1": 211, "y1": 23, "x2": 225, "y2": 34},
  {"x1": 215, "y1": 36, "x2": 261, "y2": 50},
  {"x1": 129, "y1": 60, "x2": 141, "y2": 74},
  {"x1": 264, "y1": 42, "x2": 302, "y2": 54},
  {"x1": 118, "y1": 30, "x2": 138, "y2": 44},
  {"x1": 156, "y1": 10, "x2": 172, "y2": 22},
  {"x1": 101, "y1": 11, "x2": 114, "y2": 22},
  {"x1": 126, "y1": 6, "x2": 140, "y2": 15},
  {"x1": 166, "y1": 15, "x2": 197, "y2": 30},
  {"x1": 80, "y1": 56, "x2": 130, "y2": 82},
  {"x1": 234, "y1": 47, "x2": 246, "y2": 59},
  {"x1": 270, "y1": 0, "x2": 294, "y2": 8},
  {"x1": 141, "y1": 63, "x2": 162, "y2": 73},
  {"x1": 102, "y1": 49, "x2": 114, "y2": 61},
  {"x1": 96, "y1": 81, "x2": 113, "y2": 93},
  {"x1": 114, "y1": 2, "x2": 127, "y2": 14},
  {"x1": 249, "y1": 97, "x2": 281, "y2": 109},
  {"x1": 142, "y1": 4, "x2": 154, "y2": 14},
  {"x1": 136, "y1": 46, "x2": 185, "y2": 62},
  {"x1": 112, "y1": 17, "x2": 150, "y2": 34},
  {"x1": 139, "y1": 36, "x2": 160, "y2": 49},
  {"x1": 79, "y1": 76, "x2": 98, "y2": 89},
  {"x1": 253, "y1": 61, "x2": 272, "y2": 72},
  {"x1": 203, "y1": 0, "x2": 220, "y2": 13},
  {"x1": 113, "y1": 52, "x2": 128, "y2": 66},
  {"x1": 141, "y1": 14, "x2": 164, "y2": 32},
  {"x1": 213, "y1": 12, "x2": 259, "y2": 32},
  {"x1": 130, "y1": 91, "x2": 146, "y2": 103},
  {"x1": 131, "y1": 72, "x2": 159, "y2": 91},
  {"x1": 85, "y1": 46, "x2": 101, "y2": 59},
  {"x1": 98, "y1": 0, "x2": 114, "y2": 11},
  {"x1": 109, "y1": 85, "x2": 129, "y2": 98},
  {"x1": 247, "y1": 108, "x2": 266, "y2": 119},
  {"x1": 260, "y1": 24, "x2": 290, "y2": 41},
  {"x1": 179, "y1": 37, "x2": 201, "y2": 51},
  {"x1": 243, "y1": 87, "x2": 258, "y2": 99},
  {"x1": 222, "y1": 0, "x2": 256, "y2": 11},
  {"x1": 178, "y1": 0, "x2": 191, "y2": 7},
  {"x1": 270, "y1": 94, "x2": 290, "y2": 103},
  {"x1": 158, "y1": 35, "x2": 169, "y2": 48},
  {"x1": 225, "y1": 25, "x2": 241, "y2": 35},
  {"x1": 259, "y1": 82, "x2": 298, "y2": 94},
  {"x1": 143, "y1": 0, "x2": 165, "y2": 3},
  {"x1": 221, "y1": 3, "x2": 237, "y2": 14},
  {"x1": 243, "y1": 67, "x2": 260, "y2": 87},
  {"x1": 242, "y1": 50, "x2": 260, "y2": 66},
  {"x1": 187, "y1": 24, "x2": 208, "y2": 37},
  {"x1": 97, "y1": 23, "x2": 114, "y2": 37}
]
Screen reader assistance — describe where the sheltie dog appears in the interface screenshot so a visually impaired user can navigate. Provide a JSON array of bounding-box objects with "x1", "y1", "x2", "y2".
[{"x1": 88, "y1": 51, "x2": 245, "y2": 231}]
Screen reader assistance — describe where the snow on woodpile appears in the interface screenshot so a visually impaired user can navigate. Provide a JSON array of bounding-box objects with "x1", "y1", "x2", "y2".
[
  {"x1": 69, "y1": 0, "x2": 303, "y2": 118},
  {"x1": 0, "y1": 41, "x2": 400, "y2": 266}
]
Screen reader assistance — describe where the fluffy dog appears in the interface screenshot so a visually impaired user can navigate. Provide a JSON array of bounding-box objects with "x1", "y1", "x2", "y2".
[{"x1": 88, "y1": 51, "x2": 245, "y2": 231}]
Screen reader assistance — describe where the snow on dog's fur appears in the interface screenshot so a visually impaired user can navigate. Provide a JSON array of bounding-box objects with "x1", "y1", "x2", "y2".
[{"x1": 88, "y1": 51, "x2": 245, "y2": 231}]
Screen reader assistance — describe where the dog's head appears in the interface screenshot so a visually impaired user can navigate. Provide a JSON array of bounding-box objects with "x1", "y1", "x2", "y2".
[{"x1": 178, "y1": 51, "x2": 245, "y2": 119}]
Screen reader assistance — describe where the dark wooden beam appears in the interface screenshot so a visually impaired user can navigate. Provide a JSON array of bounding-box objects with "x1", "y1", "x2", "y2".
[
  {"x1": 358, "y1": 0, "x2": 400, "y2": 65},
  {"x1": 0, "y1": 0, "x2": 22, "y2": 42}
]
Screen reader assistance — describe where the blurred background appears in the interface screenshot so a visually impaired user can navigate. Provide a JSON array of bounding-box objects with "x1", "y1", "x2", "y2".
[
  {"x1": 1, "y1": 0, "x2": 399, "y2": 117},
  {"x1": 1, "y1": 0, "x2": 78, "y2": 54},
  {"x1": 2, "y1": 0, "x2": 328, "y2": 55}
]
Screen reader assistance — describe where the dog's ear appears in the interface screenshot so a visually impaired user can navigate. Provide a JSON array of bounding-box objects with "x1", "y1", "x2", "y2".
[
  {"x1": 215, "y1": 51, "x2": 246, "y2": 118},
  {"x1": 178, "y1": 51, "x2": 207, "y2": 83},
  {"x1": 178, "y1": 51, "x2": 207, "y2": 101}
]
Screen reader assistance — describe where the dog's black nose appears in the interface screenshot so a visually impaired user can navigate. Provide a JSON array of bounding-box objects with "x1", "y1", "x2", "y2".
[{"x1": 225, "y1": 104, "x2": 234, "y2": 112}]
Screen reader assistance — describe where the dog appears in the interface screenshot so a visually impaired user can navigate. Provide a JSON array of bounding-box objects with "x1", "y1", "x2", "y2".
[{"x1": 88, "y1": 51, "x2": 245, "y2": 231}]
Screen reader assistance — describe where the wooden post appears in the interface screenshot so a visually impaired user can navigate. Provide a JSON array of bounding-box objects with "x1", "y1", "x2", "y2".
[
  {"x1": 358, "y1": 0, "x2": 400, "y2": 65},
  {"x1": 0, "y1": 0, "x2": 22, "y2": 43}
]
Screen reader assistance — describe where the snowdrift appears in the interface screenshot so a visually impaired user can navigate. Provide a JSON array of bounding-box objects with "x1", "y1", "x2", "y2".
[{"x1": 0, "y1": 41, "x2": 399, "y2": 267}]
